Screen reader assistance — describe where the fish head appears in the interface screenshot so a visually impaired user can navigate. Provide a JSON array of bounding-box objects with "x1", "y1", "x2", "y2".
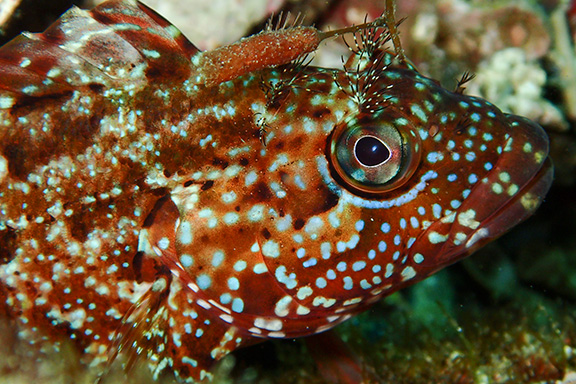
[{"x1": 154, "y1": 55, "x2": 553, "y2": 338}]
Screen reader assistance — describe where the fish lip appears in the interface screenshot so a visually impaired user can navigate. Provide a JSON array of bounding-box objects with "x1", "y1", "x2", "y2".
[
  {"x1": 458, "y1": 115, "x2": 554, "y2": 252},
  {"x1": 462, "y1": 156, "x2": 553, "y2": 251},
  {"x1": 410, "y1": 118, "x2": 554, "y2": 272}
]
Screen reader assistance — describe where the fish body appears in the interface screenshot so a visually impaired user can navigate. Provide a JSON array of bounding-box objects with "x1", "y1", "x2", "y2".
[{"x1": 0, "y1": 0, "x2": 553, "y2": 382}]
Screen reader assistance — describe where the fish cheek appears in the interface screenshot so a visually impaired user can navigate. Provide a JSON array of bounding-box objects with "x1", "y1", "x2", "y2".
[{"x1": 281, "y1": 172, "x2": 340, "y2": 220}]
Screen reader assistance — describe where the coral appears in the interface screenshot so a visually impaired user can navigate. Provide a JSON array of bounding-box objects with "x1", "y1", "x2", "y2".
[{"x1": 466, "y1": 48, "x2": 567, "y2": 131}]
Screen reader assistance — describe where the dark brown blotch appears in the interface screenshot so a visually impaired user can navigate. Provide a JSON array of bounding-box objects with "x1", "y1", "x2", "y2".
[
  {"x1": 293, "y1": 218, "x2": 305, "y2": 230},
  {"x1": 0, "y1": 227, "x2": 17, "y2": 265},
  {"x1": 68, "y1": 209, "x2": 92, "y2": 242},
  {"x1": 201, "y1": 180, "x2": 214, "y2": 191},
  {"x1": 212, "y1": 157, "x2": 229, "y2": 169},
  {"x1": 254, "y1": 182, "x2": 272, "y2": 201},
  {"x1": 312, "y1": 107, "x2": 330, "y2": 119},
  {"x1": 261, "y1": 228, "x2": 271, "y2": 239}
]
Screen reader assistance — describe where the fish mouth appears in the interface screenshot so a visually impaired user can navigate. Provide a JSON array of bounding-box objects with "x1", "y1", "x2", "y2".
[{"x1": 411, "y1": 115, "x2": 554, "y2": 272}]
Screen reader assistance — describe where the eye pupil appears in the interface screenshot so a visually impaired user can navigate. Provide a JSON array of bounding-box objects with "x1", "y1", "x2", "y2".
[{"x1": 355, "y1": 136, "x2": 391, "y2": 166}]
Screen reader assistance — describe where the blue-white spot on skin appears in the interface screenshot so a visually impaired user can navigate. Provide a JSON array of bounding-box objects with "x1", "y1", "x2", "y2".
[
  {"x1": 381, "y1": 222, "x2": 391, "y2": 233},
  {"x1": 276, "y1": 214, "x2": 292, "y2": 232},
  {"x1": 418, "y1": 206, "x2": 426, "y2": 215},
  {"x1": 212, "y1": 250, "x2": 225, "y2": 267},
  {"x1": 378, "y1": 241, "x2": 387, "y2": 252},
  {"x1": 197, "y1": 274, "x2": 211, "y2": 290},
  {"x1": 469, "y1": 174, "x2": 478, "y2": 184},
  {"x1": 451, "y1": 200, "x2": 461, "y2": 209},
  {"x1": 485, "y1": 162, "x2": 493, "y2": 171},
  {"x1": 448, "y1": 174, "x2": 457, "y2": 182},
  {"x1": 347, "y1": 234, "x2": 360, "y2": 249},
  {"x1": 199, "y1": 134, "x2": 213, "y2": 147},
  {"x1": 180, "y1": 254, "x2": 194, "y2": 268},
  {"x1": 395, "y1": 117, "x2": 409, "y2": 126},
  {"x1": 228, "y1": 277, "x2": 240, "y2": 290},
  {"x1": 305, "y1": 216, "x2": 324, "y2": 234},
  {"x1": 368, "y1": 249, "x2": 376, "y2": 260},
  {"x1": 220, "y1": 293, "x2": 232, "y2": 304},
  {"x1": 316, "y1": 277, "x2": 327, "y2": 289},
  {"x1": 303, "y1": 258, "x2": 318, "y2": 268},
  {"x1": 275, "y1": 266, "x2": 297, "y2": 289},
  {"x1": 410, "y1": 217, "x2": 419, "y2": 228},
  {"x1": 452, "y1": 153, "x2": 460, "y2": 161},
  {"x1": 310, "y1": 94, "x2": 323, "y2": 106},
  {"x1": 427, "y1": 152, "x2": 443, "y2": 163},
  {"x1": 419, "y1": 129, "x2": 428, "y2": 141},
  {"x1": 360, "y1": 280, "x2": 372, "y2": 289},
  {"x1": 465, "y1": 152, "x2": 477, "y2": 161},
  {"x1": 470, "y1": 112, "x2": 481, "y2": 122},
  {"x1": 400, "y1": 218, "x2": 407, "y2": 229},
  {"x1": 337, "y1": 261, "x2": 347, "y2": 272},
  {"x1": 245, "y1": 171, "x2": 258, "y2": 187},
  {"x1": 294, "y1": 175, "x2": 307, "y2": 190},
  {"x1": 352, "y1": 261, "x2": 366, "y2": 272},
  {"x1": 303, "y1": 117, "x2": 316, "y2": 132},
  {"x1": 411, "y1": 104, "x2": 428, "y2": 122},
  {"x1": 326, "y1": 269, "x2": 336, "y2": 280},
  {"x1": 296, "y1": 248, "x2": 306, "y2": 259},
  {"x1": 372, "y1": 265, "x2": 381, "y2": 273},
  {"x1": 385, "y1": 264, "x2": 394, "y2": 278},
  {"x1": 231, "y1": 298, "x2": 244, "y2": 313},
  {"x1": 355, "y1": 220, "x2": 365, "y2": 231},
  {"x1": 195, "y1": 329, "x2": 204, "y2": 338},
  {"x1": 234, "y1": 260, "x2": 246, "y2": 272},
  {"x1": 464, "y1": 139, "x2": 473, "y2": 148},
  {"x1": 462, "y1": 189, "x2": 471, "y2": 199},
  {"x1": 424, "y1": 99, "x2": 434, "y2": 112},
  {"x1": 343, "y1": 276, "x2": 353, "y2": 290},
  {"x1": 393, "y1": 251, "x2": 400, "y2": 261},
  {"x1": 320, "y1": 242, "x2": 331, "y2": 259},
  {"x1": 329, "y1": 211, "x2": 341, "y2": 229},
  {"x1": 433, "y1": 204, "x2": 442, "y2": 219},
  {"x1": 394, "y1": 234, "x2": 401, "y2": 246},
  {"x1": 323, "y1": 121, "x2": 334, "y2": 132}
]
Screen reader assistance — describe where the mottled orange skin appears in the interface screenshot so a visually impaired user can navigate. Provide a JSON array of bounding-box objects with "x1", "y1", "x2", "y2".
[{"x1": 0, "y1": 0, "x2": 552, "y2": 382}]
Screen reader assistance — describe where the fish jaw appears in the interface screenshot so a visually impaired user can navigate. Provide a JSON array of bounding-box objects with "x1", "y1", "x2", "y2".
[{"x1": 411, "y1": 114, "x2": 553, "y2": 273}]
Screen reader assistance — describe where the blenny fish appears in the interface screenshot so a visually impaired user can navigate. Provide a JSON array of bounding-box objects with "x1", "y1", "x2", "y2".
[{"x1": 0, "y1": 0, "x2": 553, "y2": 382}]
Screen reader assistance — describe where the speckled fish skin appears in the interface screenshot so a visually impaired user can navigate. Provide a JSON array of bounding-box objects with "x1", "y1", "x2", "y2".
[{"x1": 0, "y1": 0, "x2": 553, "y2": 382}]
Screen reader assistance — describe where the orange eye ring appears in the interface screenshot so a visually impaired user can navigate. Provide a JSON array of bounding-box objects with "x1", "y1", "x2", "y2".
[{"x1": 329, "y1": 115, "x2": 422, "y2": 194}]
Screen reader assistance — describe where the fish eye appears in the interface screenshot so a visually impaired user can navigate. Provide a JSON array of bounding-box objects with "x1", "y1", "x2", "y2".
[
  {"x1": 354, "y1": 136, "x2": 391, "y2": 166},
  {"x1": 330, "y1": 119, "x2": 421, "y2": 193}
]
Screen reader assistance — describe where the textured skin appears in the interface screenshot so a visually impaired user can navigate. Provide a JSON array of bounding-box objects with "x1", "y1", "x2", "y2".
[{"x1": 0, "y1": 0, "x2": 553, "y2": 382}]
